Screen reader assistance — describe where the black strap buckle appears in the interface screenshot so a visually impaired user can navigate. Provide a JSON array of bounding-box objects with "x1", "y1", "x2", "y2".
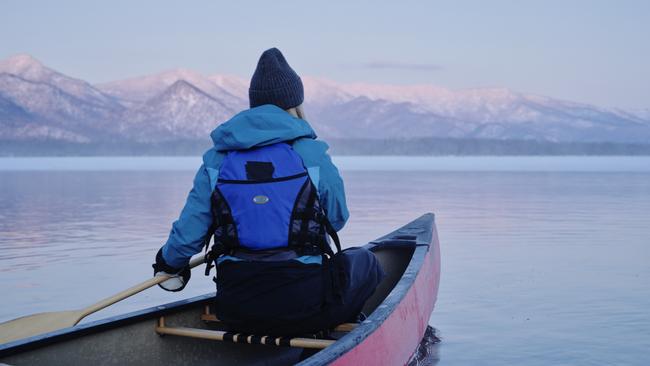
[
  {"x1": 204, "y1": 255, "x2": 215, "y2": 276},
  {"x1": 204, "y1": 243, "x2": 227, "y2": 277}
]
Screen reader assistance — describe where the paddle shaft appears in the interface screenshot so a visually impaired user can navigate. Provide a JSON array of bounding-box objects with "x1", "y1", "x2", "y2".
[{"x1": 77, "y1": 256, "x2": 205, "y2": 322}]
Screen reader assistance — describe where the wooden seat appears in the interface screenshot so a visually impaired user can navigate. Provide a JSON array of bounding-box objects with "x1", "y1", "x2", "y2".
[
  {"x1": 156, "y1": 317, "x2": 334, "y2": 349},
  {"x1": 153, "y1": 307, "x2": 359, "y2": 350}
]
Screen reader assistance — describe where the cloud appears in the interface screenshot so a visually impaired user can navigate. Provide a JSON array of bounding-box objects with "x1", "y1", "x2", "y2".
[{"x1": 362, "y1": 61, "x2": 443, "y2": 71}]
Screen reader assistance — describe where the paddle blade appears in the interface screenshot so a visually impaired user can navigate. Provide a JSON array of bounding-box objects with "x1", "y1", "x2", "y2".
[{"x1": 0, "y1": 310, "x2": 83, "y2": 344}]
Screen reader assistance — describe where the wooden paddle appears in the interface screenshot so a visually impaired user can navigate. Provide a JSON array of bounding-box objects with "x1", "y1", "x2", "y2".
[{"x1": 0, "y1": 255, "x2": 205, "y2": 344}]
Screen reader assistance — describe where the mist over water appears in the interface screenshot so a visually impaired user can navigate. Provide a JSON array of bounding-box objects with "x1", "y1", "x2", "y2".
[{"x1": 1, "y1": 157, "x2": 649, "y2": 365}]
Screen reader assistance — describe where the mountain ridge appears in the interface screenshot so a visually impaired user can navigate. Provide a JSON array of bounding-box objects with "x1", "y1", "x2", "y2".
[{"x1": 1, "y1": 54, "x2": 649, "y2": 155}]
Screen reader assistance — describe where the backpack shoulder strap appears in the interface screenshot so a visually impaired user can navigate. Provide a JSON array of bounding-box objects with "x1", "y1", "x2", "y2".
[{"x1": 321, "y1": 214, "x2": 342, "y2": 254}]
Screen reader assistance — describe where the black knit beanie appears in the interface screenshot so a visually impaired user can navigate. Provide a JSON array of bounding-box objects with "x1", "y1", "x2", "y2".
[{"x1": 249, "y1": 48, "x2": 304, "y2": 109}]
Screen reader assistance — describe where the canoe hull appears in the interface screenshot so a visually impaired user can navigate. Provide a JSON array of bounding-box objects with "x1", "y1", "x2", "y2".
[
  {"x1": 332, "y1": 225, "x2": 440, "y2": 365},
  {"x1": 298, "y1": 214, "x2": 440, "y2": 366}
]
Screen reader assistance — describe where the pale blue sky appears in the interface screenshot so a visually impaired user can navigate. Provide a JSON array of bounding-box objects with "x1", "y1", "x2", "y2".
[{"x1": 1, "y1": 0, "x2": 649, "y2": 109}]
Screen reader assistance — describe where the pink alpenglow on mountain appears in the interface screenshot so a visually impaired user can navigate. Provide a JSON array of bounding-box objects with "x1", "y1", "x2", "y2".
[{"x1": 1, "y1": 54, "x2": 649, "y2": 145}]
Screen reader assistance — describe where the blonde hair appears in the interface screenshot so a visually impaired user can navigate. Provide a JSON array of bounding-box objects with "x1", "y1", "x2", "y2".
[{"x1": 285, "y1": 104, "x2": 306, "y2": 120}]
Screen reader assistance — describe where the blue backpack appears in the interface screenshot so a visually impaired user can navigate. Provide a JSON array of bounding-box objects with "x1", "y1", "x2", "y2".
[{"x1": 204, "y1": 142, "x2": 341, "y2": 270}]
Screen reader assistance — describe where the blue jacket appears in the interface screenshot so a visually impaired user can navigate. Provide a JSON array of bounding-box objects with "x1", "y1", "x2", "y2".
[{"x1": 160, "y1": 105, "x2": 349, "y2": 269}]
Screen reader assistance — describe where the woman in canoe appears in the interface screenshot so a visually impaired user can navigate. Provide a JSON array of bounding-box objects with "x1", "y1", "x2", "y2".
[{"x1": 152, "y1": 48, "x2": 385, "y2": 335}]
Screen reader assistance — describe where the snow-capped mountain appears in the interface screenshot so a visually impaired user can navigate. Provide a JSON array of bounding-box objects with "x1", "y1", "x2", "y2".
[
  {"x1": 207, "y1": 74, "x2": 248, "y2": 102},
  {"x1": 0, "y1": 54, "x2": 120, "y2": 108},
  {"x1": 0, "y1": 73, "x2": 122, "y2": 142},
  {"x1": 97, "y1": 69, "x2": 247, "y2": 110},
  {"x1": 119, "y1": 80, "x2": 238, "y2": 142},
  {"x1": 300, "y1": 77, "x2": 650, "y2": 143},
  {"x1": 0, "y1": 93, "x2": 86, "y2": 143},
  {"x1": 0, "y1": 54, "x2": 649, "y2": 150},
  {"x1": 0, "y1": 55, "x2": 127, "y2": 142}
]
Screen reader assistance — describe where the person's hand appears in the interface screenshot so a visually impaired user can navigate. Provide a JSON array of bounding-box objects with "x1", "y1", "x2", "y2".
[
  {"x1": 154, "y1": 268, "x2": 191, "y2": 292},
  {"x1": 152, "y1": 248, "x2": 191, "y2": 292}
]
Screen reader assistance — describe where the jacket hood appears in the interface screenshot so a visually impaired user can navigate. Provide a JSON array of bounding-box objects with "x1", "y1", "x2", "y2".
[{"x1": 210, "y1": 104, "x2": 317, "y2": 151}]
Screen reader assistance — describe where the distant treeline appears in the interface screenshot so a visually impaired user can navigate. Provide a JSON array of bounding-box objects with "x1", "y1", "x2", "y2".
[
  {"x1": 327, "y1": 138, "x2": 650, "y2": 155},
  {"x1": 0, "y1": 140, "x2": 213, "y2": 156},
  {"x1": 2, "y1": 138, "x2": 650, "y2": 156}
]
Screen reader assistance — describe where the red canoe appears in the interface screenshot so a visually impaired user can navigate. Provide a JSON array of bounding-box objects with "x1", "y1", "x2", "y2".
[{"x1": 0, "y1": 213, "x2": 441, "y2": 365}]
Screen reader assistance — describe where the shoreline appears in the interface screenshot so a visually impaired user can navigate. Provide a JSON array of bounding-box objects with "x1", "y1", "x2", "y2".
[{"x1": 1, "y1": 155, "x2": 650, "y2": 172}]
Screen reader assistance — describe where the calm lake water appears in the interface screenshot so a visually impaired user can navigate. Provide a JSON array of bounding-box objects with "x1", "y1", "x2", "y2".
[{"x1": 1, "y1": 156, "x2": 649, "y2": 365}]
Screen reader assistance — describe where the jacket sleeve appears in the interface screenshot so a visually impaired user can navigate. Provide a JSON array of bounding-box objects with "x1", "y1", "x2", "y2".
[
  {"x1": 293, "y1": 138, "x2": 350, "y2": 231},
  {"x1": 160, "y1": 164, "x2": 214, "y2": 269}
]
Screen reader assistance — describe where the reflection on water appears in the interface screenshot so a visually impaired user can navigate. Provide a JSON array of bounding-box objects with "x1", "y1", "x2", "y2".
[
  {"x1": 1, "y1": 158, "x2": 649, "y2": 365},
  {"x1": 409, "y1": 326, "x2": 441, "y2": 366}
]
